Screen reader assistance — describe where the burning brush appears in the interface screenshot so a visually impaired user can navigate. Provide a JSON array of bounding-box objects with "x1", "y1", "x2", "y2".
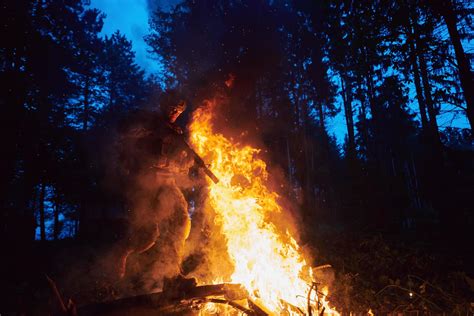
[
  {"x1": 55, "y1": 98, "x2": 338, "y2": 316},
  {"x1": 186, "y1": 100, "x2": 339, "y2": 315},
  {"x1": 76, "y1": 274, "x2": 334, "y2": 315}
]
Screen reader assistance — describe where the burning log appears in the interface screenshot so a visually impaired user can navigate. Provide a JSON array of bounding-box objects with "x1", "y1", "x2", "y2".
[
  {"x1": 187, "y1": 102, "x2": 339, "y2": 315},
  {"x1": 78, "y1": 281, "x2": 267, "y2": 316}
]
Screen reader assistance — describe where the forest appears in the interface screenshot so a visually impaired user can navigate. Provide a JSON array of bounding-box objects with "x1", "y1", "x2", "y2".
[{"x1": 1, "y1": 0, "x2": 473, "y2": 315}]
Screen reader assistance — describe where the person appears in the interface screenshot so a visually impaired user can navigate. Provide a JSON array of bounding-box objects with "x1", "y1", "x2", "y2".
[{"x1": 114, "y1": 90, "x2": 194, "y2": 290}]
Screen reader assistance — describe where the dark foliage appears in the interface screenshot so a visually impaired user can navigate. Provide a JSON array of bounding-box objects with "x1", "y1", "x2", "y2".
[{"x1": 1, "y1": 0, "x2": 473, "y2": 314}]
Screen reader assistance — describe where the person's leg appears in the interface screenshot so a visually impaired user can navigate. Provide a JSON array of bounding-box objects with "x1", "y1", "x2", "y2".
[
  {"x1": 142, "y1": 182, "x2": 190, "y2": 287},
  {"x1": 167, "y1": 182, "x2": 192, "y2": 268},
  {"x1": 115, "y1": 221, "x2": 160, "y2": 278},
  {"x1": 114, "y1": 179, "x2": 161, "y2": 279}
]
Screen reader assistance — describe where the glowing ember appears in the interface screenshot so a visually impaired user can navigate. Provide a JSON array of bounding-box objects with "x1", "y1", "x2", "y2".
[{"x1": 189, "y1": 100, "x2": 338, "y2": 315}]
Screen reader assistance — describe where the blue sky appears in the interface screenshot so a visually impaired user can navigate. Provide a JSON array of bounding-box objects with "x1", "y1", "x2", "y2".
[
  {"x1": 89, "y1": 0, "x2": 348, "y2": 143},
  {"x1": 90, "y1": 0, "x2": 163, "y2": 73},
  {"x1": 89, "y1": 0, "x2": 469, "y2": 145}
]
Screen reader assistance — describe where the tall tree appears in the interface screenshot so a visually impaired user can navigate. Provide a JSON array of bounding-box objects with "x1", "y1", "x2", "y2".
[
  {"x1": 100, "y1": 31, "x2": 148, "y2": 123},
  {"x1": 429, "y1": 0, "x2": 474, "y2": 131}
]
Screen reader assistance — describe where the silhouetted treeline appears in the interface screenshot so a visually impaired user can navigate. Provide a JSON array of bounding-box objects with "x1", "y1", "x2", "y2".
[
  {"x1": 1, "y1": 0, "x2": 154, "y2": 243},
  {"x1": 1, "y1": 0, "x2": 473, "y2": 252},
  {"x1": 1, "y1": 0, "x2": 474, "y2": 314},
  {"x1": 146, "y1": 0, "x2": 473, "y2": 248}
]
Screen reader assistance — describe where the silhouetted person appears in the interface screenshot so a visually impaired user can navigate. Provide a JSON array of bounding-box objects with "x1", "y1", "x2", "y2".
[{"x1": 115, "y1": 90, "x2": 194, "y2": 290}]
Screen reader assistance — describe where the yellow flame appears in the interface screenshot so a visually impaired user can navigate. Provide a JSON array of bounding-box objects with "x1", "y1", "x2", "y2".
[{"x1": 189, "y1": 101, "x2": 338, "y2": 315}]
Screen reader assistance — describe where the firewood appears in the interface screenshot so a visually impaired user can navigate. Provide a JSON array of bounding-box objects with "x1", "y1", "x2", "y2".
[
  {"x1": 78, "y1": 283, "x2": 261, "y2": 315},
  {"x1": 46, "y1": 275, "x2": 77, "y2": 316},
  {"x1": 46, "y1": 274, "x2": 67, "y2": 313}
]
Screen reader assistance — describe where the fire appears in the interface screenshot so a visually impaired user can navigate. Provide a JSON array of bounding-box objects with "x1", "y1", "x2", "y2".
[{"x1": 188, "y1": 100, "x2": 338, "y2": 315}]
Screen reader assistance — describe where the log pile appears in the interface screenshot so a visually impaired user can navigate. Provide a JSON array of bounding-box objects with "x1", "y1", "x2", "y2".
[{"x1": 71, "y1": 276, "x2": 268, "y2": 316}]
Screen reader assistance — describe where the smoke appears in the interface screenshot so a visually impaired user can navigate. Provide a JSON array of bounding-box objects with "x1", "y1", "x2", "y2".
[
  {"x1": 41, "y1": 86, "x2": 326, "y2": 315},
  {"x1": 85, "y1": 106, "x2": 197, "y2": 295}
]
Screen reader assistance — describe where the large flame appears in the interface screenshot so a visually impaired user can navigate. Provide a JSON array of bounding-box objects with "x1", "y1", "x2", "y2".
[{"x1": 189, "y1": 100, "x2": 338, "y2": 315}]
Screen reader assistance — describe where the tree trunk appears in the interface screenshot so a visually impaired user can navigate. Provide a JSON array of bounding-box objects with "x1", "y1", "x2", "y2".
[
  {"x1": 53, "y1": 192, "x2": 60, "y2": 240},
  {"x1": 419, "y1": 53, "x2": 442, "y2": 146},
  {"x1": 401, "y1": 0, "x2": 429, "y2": 133},
  {"x1": 39, "y1": 182, "x2": 46, "y2": 241},
  {"x1": 411, "y1": 55, "x2": 429, "y2": 131},
  {"x1": 412, "y1": 8, "x2": 441, "y2": 146},
  {"x1": 365, "y1": 67, "x2": 381, "y2": 164},
  {"x1": 301, "y1": 98, "x2": 313, "y2": 216},
  {"x1": 318, "y1": 101, "x2": 326, "y2": 132},
  {"x1": 83, "y1": 75, "x2": 90, "y2": 131},
  {"x1": 286, "y1": 136, "x2": 292, "y2": 187},
  {"x1": 437, "y1": 0, "x2": 474, "y2": 131},
  {"x1": 365, "y1": 70, "x2": 377, "y2": 120},
  {"x1": 78, "y1": 200, "x2": 87, "y2": 239},
  {"x1": 341, "y1": 75, "x2": 356, "y2": 156},
  {"x1": 407, "y1": 12, "x2": 429, "y2": 131},
  {"x1": 292, "y1": 83, "x2": 302, "y2": 128},
  {"x1": 358, "y1": 80, "x2": 370, "y2": 159},
  {"x1": 28, "y1": 185, "x2": 39, "y2": 241},
  {"x1": 362, "y1": 46, "x2": 378, "y2": 121}
]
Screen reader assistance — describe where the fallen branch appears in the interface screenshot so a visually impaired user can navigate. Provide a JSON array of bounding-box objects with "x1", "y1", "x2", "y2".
[
  {"x1": 78, "y1": 283, "x2": 265, "y2": 315},
  {"x1": 46, "y1": 274, "x2": 77, "y2": 316},
  {"x1": 313, "y1": 264, "x2": 332, "y2": 271},
  {"x1": 46, "y1": 274, "x2": 67, "y2": 313}
]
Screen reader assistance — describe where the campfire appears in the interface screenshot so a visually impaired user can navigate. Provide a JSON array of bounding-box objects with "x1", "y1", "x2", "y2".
[
  {"x1": 187, "y1": 100, "x2": 338, "y2": 315},
  {"x1": 70, "y1": 99, "x2": 339, "y2": 316}
]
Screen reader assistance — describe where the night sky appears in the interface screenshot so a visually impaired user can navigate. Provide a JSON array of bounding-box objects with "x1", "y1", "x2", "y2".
[{"x1": 89, "y1": 0, "x2": 469, "y2": 145}]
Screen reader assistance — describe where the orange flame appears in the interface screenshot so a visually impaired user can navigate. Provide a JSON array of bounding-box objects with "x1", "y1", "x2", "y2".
[{"x1": 189, "y1": 100, "x2": 338, "y2": 315}]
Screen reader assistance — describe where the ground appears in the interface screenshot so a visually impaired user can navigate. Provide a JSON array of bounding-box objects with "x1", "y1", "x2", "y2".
[{"x1": 2, "y1": 226, "x2": 473, "y2": 315}]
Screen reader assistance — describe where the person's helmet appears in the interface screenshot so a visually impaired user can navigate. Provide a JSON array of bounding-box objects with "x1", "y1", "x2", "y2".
[{"x1": 160, "y1": 89, "x2": 187, "y2": 123}]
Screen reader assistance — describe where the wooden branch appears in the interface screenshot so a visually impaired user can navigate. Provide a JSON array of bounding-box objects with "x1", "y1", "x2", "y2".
[
  {"x1": 46, "y1": 274, "x2": 67, "y2": 313},
  {"x1": 46, "y1": 274, "x2": 77, "y2": 316},
  {"x1": 78, "y1": 283, "x2": 264, "y2": 316},
  {"x1": 205, "y1": 298, "x2": 256, "y2": 315}
]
